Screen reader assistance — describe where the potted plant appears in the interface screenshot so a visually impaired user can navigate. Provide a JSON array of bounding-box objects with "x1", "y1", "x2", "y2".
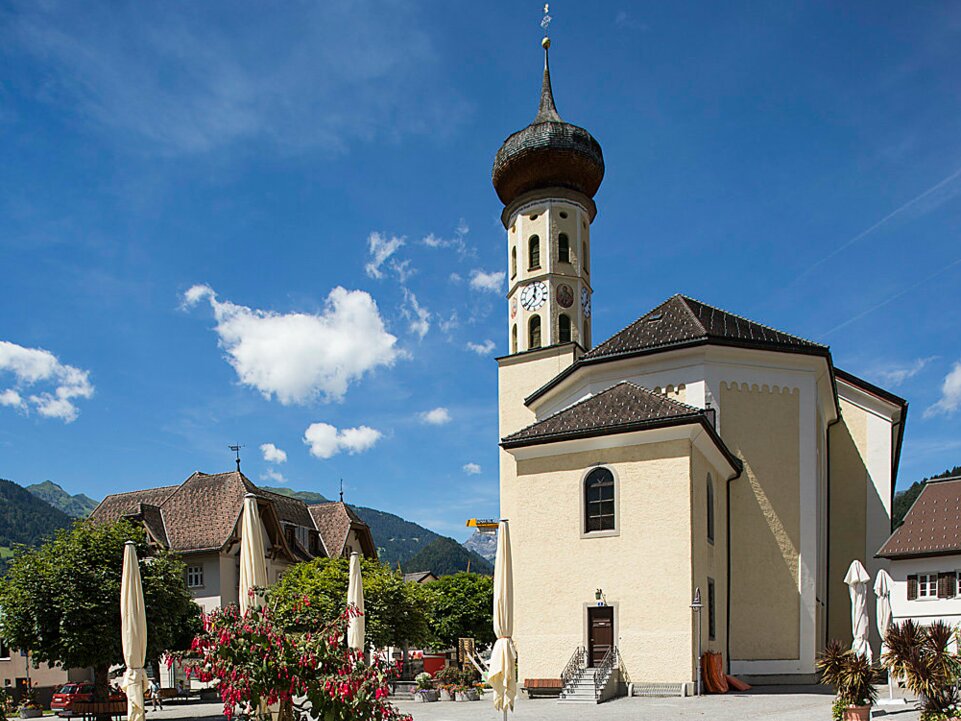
[
  {"x1": 817, "y1": 640, "x2": 878, "y2": 721},
  {"x1": 16, "y1": 687, "x2": 42, "y2": 719},
  {"x1": 413, "y1": 672, "x2": 438, "y2": 702},
  {"x1": 883, "y1": 620, "x2": 961, "y2": 720}
]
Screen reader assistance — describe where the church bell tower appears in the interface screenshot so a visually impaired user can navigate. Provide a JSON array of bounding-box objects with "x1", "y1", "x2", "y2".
[{"x1": 492, "y1": 34, "x2": 605, "y2": 356}]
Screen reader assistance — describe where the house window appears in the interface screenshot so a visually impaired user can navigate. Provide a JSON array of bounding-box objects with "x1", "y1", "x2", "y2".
[
  {"x1": 584, "y1": 467, "x2": 615, "y2": 533},
  {"x1": 528, "y1": 316, "x2": 541, "y2": 349},
  {"x1": 957, "y1": 571, "x2": 961, "y2": 597},
  {"x1": 707, "y1": 474, "x2": 715, "y2": 544},
  {"x1": 558, "y1": 314, "x2": 571, "y2": 343},
  {"x1": 528, "y1": 236, "x2": 541, "y2": 270},
  {"x1": 918, "y1": 573, "x2": 937, "y2": 598},
  {"x1": 511, "y1": 324, "x2": 518, "y2": 353},
  {"x1": 558, "y1": 233, "x2": 570, "y2": 263},
  {"x1": 511, "y1": 247, "x2": 517, "y2": 279},
  {"x1": 708, "y1": 579, "x2": 716, "y2": 641},
  {"x1": 0, "y1": 641, "x2": 9, "y2": 660},
  {"x1": 186, "y1": 565, "x2": 204, "y2": 589}
]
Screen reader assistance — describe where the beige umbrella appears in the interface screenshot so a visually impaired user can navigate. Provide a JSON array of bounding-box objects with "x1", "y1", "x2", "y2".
[
  {"x1": 875, "y1": 569, "x2": 899, "y2": 702},
  {"x1": 845, "y1": 560, "x2": 872, "y2": 662},
  {"x1": 347, "y1": 551, "x2": 365, "y2": 652},
  {"x1": 488, "y1": 520, "x2": 515, "y2": 718},
  {"x1": 119, "y1": 541, "x2": 148, "y2": 721},
  {"x1": 239, "y1": 493, "x2": 268, "y2": 614}
]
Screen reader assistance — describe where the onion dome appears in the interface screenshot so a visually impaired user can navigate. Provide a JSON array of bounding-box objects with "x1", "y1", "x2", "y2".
[{"x1": 492, "y1": 38, "x2": 605, "y2": 207}]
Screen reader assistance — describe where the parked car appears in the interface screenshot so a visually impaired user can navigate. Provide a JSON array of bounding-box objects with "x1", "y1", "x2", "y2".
[{"x1": 51, "y1": 683, "x2": 125, "y2": 715}]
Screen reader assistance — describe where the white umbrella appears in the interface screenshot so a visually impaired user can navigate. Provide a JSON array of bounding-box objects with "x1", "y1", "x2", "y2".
[
  {"x1": 875, "y1": 569, "x2": 898, "y2": 702},
  {"x1": 239, "y1": 493, "x2": 268, "y2": 615},
  {"x1": 347, "y1": 551, "x2": 365, "y2": 652},
  {"x1": 488, "y1": 520, "x2": 516, "y2": 718},
  {"x1": 119, "y1": 542, "x2": 148, "y2": 721},
  {"x1": 845, "y1": 560, "x2": 872, "y2": 662}
]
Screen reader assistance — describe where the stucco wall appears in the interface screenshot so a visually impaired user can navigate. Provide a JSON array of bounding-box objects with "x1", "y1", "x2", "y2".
[
  {"x1": 504, "y1": 440, "x2": 696, "y2": 684},
  {"x1": 722, "y1": 382, "x2": 801, "y2": 661},
  {"x1": 690, "y1": 446, "x2": 728, "y2": 662},
  {"x1": 888, "y1": 556, "x2": 961, "y2": 627},
  {"x1": 188, "y1": 552, "x2": 224, "y2": 612}
]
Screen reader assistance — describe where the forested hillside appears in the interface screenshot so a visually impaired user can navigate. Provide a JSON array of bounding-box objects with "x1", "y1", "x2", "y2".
[{"x1": 0, "y1": 479, "x2": 74, "y2": 549}]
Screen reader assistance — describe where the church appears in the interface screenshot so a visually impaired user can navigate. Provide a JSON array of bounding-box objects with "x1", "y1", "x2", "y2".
[{"x1": 494, "y1": 35, "x2": 908, "y2": 692}]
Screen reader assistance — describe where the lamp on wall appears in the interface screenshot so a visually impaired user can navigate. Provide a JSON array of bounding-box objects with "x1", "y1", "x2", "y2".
[{"x1": 595, "y1": 588, "x2": 605, "y2": 606}]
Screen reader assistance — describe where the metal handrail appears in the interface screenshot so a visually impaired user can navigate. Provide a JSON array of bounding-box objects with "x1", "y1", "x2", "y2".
[
  {"x1": 560, "y1": 645, "x2": 586, "y2": 690},
  {"x1": 593, "y1": 645, "x2": 619, "y2": 699}
]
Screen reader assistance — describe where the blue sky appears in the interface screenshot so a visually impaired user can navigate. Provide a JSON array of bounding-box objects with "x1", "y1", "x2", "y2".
[{"x1": 2, "y1": 1, "x2": 960, "y2": 540}]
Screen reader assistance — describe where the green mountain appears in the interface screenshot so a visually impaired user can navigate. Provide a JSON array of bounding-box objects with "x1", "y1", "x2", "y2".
[
  {"x1": 406, "y1": 536, "x2": 494, "y2": 576},
  {"x1": 892, "y1": 465, "x2": 961, "y2": 529},
  {"x1": 349, "y1": 505, "x2": 440, "y2": 567},
  {"x1": 262, "y1": 486, "x2": 329, "y2": 504},
  {"x1": 26, "y1": 480, "x2": 99, "y2": 518},
  {"x1": 0, "y1": 479, "x2": 74, "y2": 549}
]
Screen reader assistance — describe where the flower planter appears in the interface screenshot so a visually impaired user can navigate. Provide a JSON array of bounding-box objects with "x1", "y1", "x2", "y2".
[
  {"x1": 842, "y1": 705, "x2": 871, "y2": 721},
  {"x1": 415, "y1": 690, "x2": 439, "y2": 702},
  {"x1": 19, "y1": 710, "x2": 43, "y2": 719},
  {"x1": 455, "y1": 689, "x2": 479, "y2": 702}
]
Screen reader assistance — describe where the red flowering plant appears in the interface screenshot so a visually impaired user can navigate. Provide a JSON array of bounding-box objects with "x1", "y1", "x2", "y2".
[{"x1": 172, "y1": 591, "x2": 409, "y2": 721}]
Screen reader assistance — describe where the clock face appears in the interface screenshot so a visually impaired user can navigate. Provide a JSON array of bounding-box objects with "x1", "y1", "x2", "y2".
[
  {"x1": 520, "y1": 282, "x2": 548, "y2": 311},
  {"x1": 581, "y1": 287, "x2": 592, "y2": 318},
  {"x1": 556, "y1": 284, "x2": 574, "y2": 309},
  {"x1": 510, "y1": 297, "x2": 517, "y2": 319}
]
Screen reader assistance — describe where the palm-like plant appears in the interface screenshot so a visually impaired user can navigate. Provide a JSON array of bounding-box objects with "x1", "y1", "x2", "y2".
[
  {"x1": 883, "y1": 620, "x2": 961, "y2": 717},
  {"x1": 817, "y1": 640, "x2": 878, "y2": 708}
]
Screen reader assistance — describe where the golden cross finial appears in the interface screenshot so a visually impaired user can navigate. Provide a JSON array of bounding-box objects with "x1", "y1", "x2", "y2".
[{"x1": 541, "y1": 4, "x2": 552, "y2": 36}]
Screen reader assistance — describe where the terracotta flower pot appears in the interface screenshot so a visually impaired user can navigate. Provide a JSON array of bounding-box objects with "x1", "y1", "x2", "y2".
[{"x1": 842, "y1": 705, "x2": 871, "y2": 721}]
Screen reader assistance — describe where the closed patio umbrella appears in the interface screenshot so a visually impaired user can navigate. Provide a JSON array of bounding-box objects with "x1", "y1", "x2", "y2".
[
  {"x1": 239, "y1": 493, "x2": 268, "y2": 614},
  {"x1": 119, "y1": 541, "x2": 148, "y2": 721},
  {"x1": 488, "y1": 520, "x2": 516, "y2": 719},
  {"x1": 347, "y1": 551, "x2": 365, "y2": 652},
  {"x1": 845, "y1": 560, "x2": 872, "y2": 662},
  {"x1": 875, "y1": 569, "x2": 898, "y2": 702}
]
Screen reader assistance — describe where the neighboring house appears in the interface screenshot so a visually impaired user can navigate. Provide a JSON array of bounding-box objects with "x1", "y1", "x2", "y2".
[
  {"x1": 403, "y1": 571, "x2": 439, "y2": 584},
  {"x1": 0, "y1": 644, "x2": 90, "y2": 701},
  {"x1": 877, "y1": 477, "x2": 961, "y2": 629},
  {"x1": 492, "y1": 38, "x2": 908, "y2": 691},
  {"x1": 90, "y1": 470, "x2": 377, "y2": 613}
]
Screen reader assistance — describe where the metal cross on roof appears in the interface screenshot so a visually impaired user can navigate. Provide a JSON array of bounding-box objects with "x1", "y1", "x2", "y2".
[
  {"x1": 228, "y1": 444, "x2": 243, "y2": 472},
  {"x1": 541, "y1": 4, "x2": 552, "y2": 35}
]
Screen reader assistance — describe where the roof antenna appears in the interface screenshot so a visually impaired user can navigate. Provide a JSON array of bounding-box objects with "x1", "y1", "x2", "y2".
[
  {"x1": 339, "y1": 478, "x2": 344, "y2": 503},
  {"x1": 228, "y1": 444, "x2": 243, "y2": 473}
]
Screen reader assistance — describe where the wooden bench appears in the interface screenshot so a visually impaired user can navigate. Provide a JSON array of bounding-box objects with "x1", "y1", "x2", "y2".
[
  {"x1": 523, "y1": 678, "x2": 563, "y2": 698},
  {"x1": 72, "y1": 700, "x2": 127, "y2": 720}
]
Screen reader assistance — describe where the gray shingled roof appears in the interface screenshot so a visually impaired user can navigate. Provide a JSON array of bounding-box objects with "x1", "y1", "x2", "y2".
[
  {"x1": 582, "y1": 295, "x2": 826, "y2": 362},
  {"x1": 877, "y1": 477, "x2": 961, "y2": 558},
  {"x1": 504, "y1": 381, "x2": 704, "y2": 446}
]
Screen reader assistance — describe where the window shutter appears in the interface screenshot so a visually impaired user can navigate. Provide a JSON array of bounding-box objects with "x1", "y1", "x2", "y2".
[
  {"x1": 907, "y1": 575, "x2": 918, "y2": 600},
  {"x1": 938, "y1": 572, "x2": 956, "y2": 599}
]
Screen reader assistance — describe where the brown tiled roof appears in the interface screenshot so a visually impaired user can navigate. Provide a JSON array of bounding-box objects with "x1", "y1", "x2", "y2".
[
  {"x1": 260, "y1": 488, "x2": 315, "y2": 529},
  {"x1": 504, "y1": 381, "x2": 703, "y2": 447},
  {"x1": 89, "y1": 486, "x2": 178, "y2": 524},
  {"x1": 308, "y1": 502, "x2": 377, "y2": 559},
  {"x1": 582, "y1": 295, "x2": 825, "y2": 362},
  {"x1": 403, "y1": 571, "x2": 438, "y2": 584},
  {"x1": 877, "y1": 478, "x2": 961, "y2": 558},
  {"x1": 158, "y1": 471, "x2": 258, "y2": 552},
  {"x1": 139, "y1": 504, "x2": 169, "y2": 547}
]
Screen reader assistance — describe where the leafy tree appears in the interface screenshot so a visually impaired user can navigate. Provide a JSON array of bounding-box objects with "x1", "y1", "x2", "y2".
[
  {"x1": 268, "y1": 557, "x2": 430, "y2": 649},
  {"x1": 423, "y1": 572, "x2": 494, "y2": 650},
  {"x1": 0, "y1": 520, "x2": 201, "y2": 703}
]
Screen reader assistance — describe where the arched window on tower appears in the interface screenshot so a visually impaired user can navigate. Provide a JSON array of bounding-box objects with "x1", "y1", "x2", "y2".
[
  {"x1": 558, "y1": 313, "x2": 571, "y2": 343},
  {"x1": 558, "y1": 233, "x2": 570, "y2": 263},
  {"x1": 511, "y1": 324, "x2": 517, "y2": 353},
  {"x1": 707, "y1": 473, "x2": 715, "y2": 543},
  {"x1": 529, "y1": 235, "x2": 541, "y2": 270},
  {"x1": 582, "y1": 240, "x2": 589, "y2": 273},
  {"x1": 584, "y1": 467, "x2": 615, "y2": 532},
  {"x1": 528, "y1": 315, "x2": 541, "y2": 349},
  {"x1": 511, "y1": 247, "x2": 517, "y2": 279}
]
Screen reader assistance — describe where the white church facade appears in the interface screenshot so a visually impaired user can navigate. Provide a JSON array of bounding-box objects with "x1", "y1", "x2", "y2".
[{"x1": 494, "y1": 37, "x2": 908, "y2": 689}]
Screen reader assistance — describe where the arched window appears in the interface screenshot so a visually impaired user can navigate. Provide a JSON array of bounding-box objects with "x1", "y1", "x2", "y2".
[
  {"x1": 558, "y1": 313, "x2": 571, "y2": 343},
  {"x1": 707, "y1": 474, "x2": 715, "y2": 543},
  {"x1": 584, "y1": 320, "x2": 591, "y2": 348},
  {"x1": 558, "y1": 233, "x2": 570, "y2": 263},
  {"x1": 511, "y1": 324, "x2": 517, "y2": 353},
  {"x1": 584, "y1": 467, "x2": 615, "y2": 532},
  {"x1": 582, "y1": 240, "x2": 589, "y2": 272},
  {"x1": 510, "y1": 247, "x2": 517, "y2": 278},
  {"x1": 528, "y1": 315, "x2": 541, "y2": 349},
  {"x1": 528, "y1": 235, "x2": 540, "y2": 270}
]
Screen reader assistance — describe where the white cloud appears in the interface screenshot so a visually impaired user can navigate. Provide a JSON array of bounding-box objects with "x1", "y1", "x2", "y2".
[
  {"x1": 463, "y1": 462, "x2": 481, "y2": 475},
  {"x1": 873, "y1": 356, "x2": 937, "y2": 387},
  {"x1": 303, "y1": 422, "x2": 382, "y2": 459},
  {"x1": 401, "y1": 289, "x2": 431, "y2": 340},
  {"x1": 469, "y1": 269, "x2": 506, "y2": 293},
  {"x1": 260, "y1": 468, "x2": 288, "y2": 484},
  {"x1": 390, "y1": 258, "x2": 416, "y2": 283},
  {"x1": 439, "y1": 311, "x2": 460, "y2": 334},
  {"x1": 260, "y1": 442, "x2": 287, "y2": 464},
  {"x1": 925, "y1": 361, "x2": 961, "y2": 418},
  {"x1": 365, "y1": 232, "x2": 406, "y2": 279},
  {"x1": 466, "y1": 340, "x2": 496, "y2": 356},
  {"x1": 182, "y1": 284, "x2": 398, "y2": 404},
  {"x1": 421, "y1": 219, "x2": 471, "y2": 255},
  {"x1": 0, "y1": 340, "x2": 94, "y2": 422},
  {"x1": 420, "y1": 407, "x2": 451, "y2": 425},
  {"x1": 449, "y1": 272, "x2": 463, "y2": 284}
]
